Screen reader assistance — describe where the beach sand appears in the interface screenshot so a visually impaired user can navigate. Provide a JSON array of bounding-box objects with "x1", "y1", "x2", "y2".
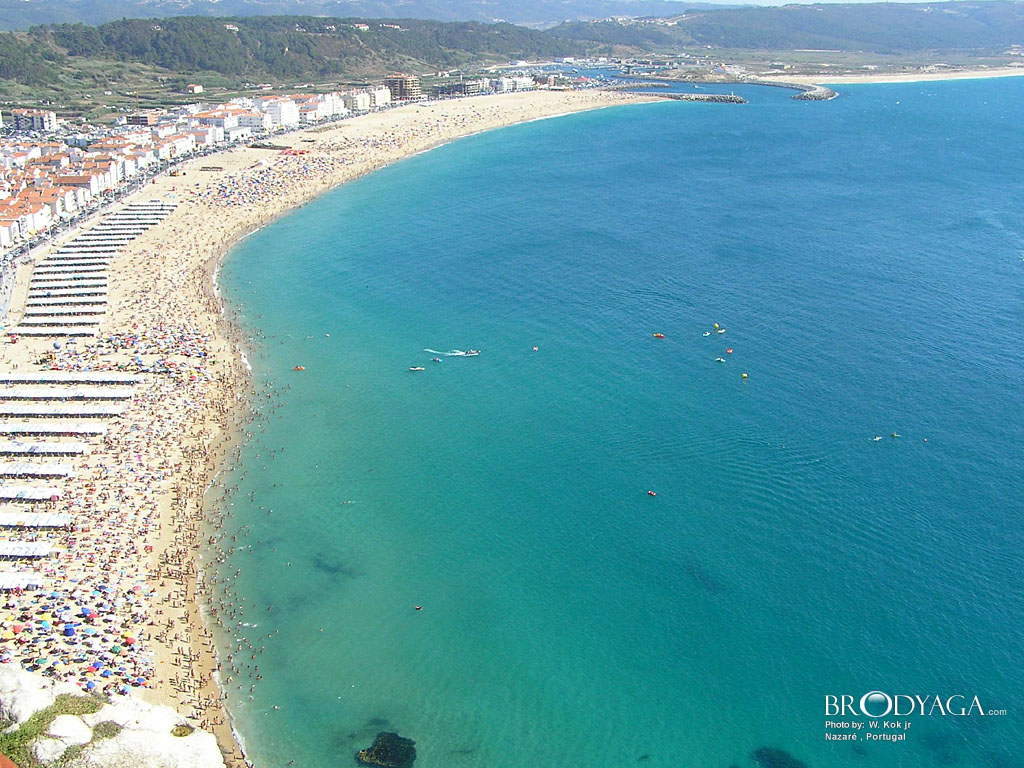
[
  {"x1": 0, "y1": 88, "x2": 656, "y2": 767},
  {"x1": 765, "y1": 65, "x2": 1024, "y2": 86}
]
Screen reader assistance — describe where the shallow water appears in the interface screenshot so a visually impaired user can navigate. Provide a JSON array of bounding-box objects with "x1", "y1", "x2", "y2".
[{"x1": 217, "y1": 80, "x2": 1024, "y2": 768}]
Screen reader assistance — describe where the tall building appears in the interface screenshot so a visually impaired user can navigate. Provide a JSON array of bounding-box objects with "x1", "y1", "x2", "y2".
[
  {"x1": 384, "y1": 74, "x2": 422, "y2": 101},
  {"x1": 127, "y1": 110, "x2": 162, "y2": 127},
  {"x1": 12, "y1": 109, "x2": 58, "y2": 132},
  {"x1": 370, "y1": 87, "x2": 392, "y2": 108}
]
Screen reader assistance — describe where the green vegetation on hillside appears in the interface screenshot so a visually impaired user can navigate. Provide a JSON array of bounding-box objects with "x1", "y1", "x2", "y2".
[
  {"x1": 28, "y1": 16, "x2": 586, "y2": 80},
  {"x1": 550, "y1": 1, "x2": 1024, "y2": 54},
  {"x1": 0, "y1": 32, "x2": 66, "y2": 85}
]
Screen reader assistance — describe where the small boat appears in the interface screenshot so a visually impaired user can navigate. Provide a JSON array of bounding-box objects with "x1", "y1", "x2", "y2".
[
  {"x1": 653, "y1": 333, "x2": 665, "y2": 339},
  {"x1": 293, "y1": 366, "x2": 306, "y2": 371},
  {"x1": 464, "y1": 350, "x2": 481, "y2": 356},
  {"x1": 409, "y1": 366, "x2": 426, "y2": 371},
  {"x1": 872, "y1": 436, "x2": 883, "y2": 441},
  {"x1": 702, "y1": 332, "x2": 711, "y2": 337},
  {"x1": 647, "y1": 490, "x2": 657, "y2": 497},
  {"x1": 890, "y1": 432, "x2": 901, "y2": 438},
  {"x1": 726, "y1": 348, "x2": 733, "y2": 354},
  {"x1": 432, "y1": 357, "x2": 442, "y2": 363},
  {"x1": 716, "y1": 328, "x2": 726, "y2": 334},
  {"x1": 715, "y1": 357, "x2": 725, "y2": 363}
]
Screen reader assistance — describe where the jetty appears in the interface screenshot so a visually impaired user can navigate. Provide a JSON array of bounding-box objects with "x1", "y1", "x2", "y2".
[
  {"x1": 656, "y1": 93, "x2": 747, "y2": 104},
  {"x1": 630, "y1": 74, "x2": 837, "y2": 101}
]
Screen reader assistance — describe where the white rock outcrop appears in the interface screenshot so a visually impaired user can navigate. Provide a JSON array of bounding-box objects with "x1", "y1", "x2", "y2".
[
  {"x1": 65, "y1": 725, "x2": 223, "y2": 768},
  {"x1": 0, "y1": 666, "x2": 225, "y2": 768},
  {"x1": 0, "y1": 664, "x2": 81, "y2": 724},
  {"x1": 48, "y1": 714, "x2": 94, "y2": 745},
  {"x1": 33, "y1": 736, "x2": 69, "y2": 764}
]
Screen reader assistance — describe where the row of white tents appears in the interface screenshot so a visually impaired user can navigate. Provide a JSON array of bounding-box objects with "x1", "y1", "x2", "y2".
[{"x1": 0, "y1": 201, "x2": 174, "y2": 584}]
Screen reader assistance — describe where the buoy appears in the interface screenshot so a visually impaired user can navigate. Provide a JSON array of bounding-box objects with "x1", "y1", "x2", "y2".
[
  {"x1": 741, "y1": 373, "x2": 748, "y2": 379},
  {"x1": 726, "y1": 348, "x2": 733, "y2": 354},
  {"x1": 647, "y1": 490, "x2": 657, "y2": 497},
  {"x1": 713, "y1": 323, "x2": 719, "y2": 329},
  {"x1": 293, "y1": 366, "x2": 305, "y2": 371},
  {"x1": 653, "y1": 333, "x2": 665, "y2": 339}
]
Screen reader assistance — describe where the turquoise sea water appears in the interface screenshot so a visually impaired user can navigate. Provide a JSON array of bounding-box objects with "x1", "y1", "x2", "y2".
[{"x1": 215, "y1": 80, "x2": 1024, "y2": 768}]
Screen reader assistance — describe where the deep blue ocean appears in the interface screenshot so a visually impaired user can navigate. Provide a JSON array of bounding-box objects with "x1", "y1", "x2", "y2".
[{"x1": 215, "y1": 79, "x2": 1024, "y2": 768}]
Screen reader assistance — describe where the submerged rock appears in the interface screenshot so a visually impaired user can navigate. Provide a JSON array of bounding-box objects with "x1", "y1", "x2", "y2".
[
  {"x1": 753, "y1": 747, "x2": 809, "y2": 768},
  {"x1": 356, "y1": 732, "x2": 416, "y2": 768}
]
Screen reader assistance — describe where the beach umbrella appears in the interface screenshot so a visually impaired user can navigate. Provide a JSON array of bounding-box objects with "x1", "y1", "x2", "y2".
[
  {"x1": 101, "y1": 670, "x2": 111, "y2": 678},
  {"x1": 85, "y1": 681, "x2": 95, "y2": 691},
  {"x1": 1, "y1": 631, "x2": 14, "y2": 640}
]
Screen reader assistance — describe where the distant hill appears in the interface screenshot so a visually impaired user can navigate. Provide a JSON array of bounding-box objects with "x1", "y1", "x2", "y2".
[
  {"x1": 19, "y1": 16, "x2": 589, "y2": 82},
  {"x1": 6, "y1": 1, "x2": 1024, "y2": 95},
  {"x1": 0, "y1": 0, "x2": 724, "y2": 31},
  {"x1": 550, "y1": 1, "x2": 1024, "y2": 54}
]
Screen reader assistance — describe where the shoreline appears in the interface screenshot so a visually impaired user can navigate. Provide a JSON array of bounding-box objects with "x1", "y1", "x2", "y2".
[
  {"x1": 0, "y1": 88, "x2": 657, "y2": 768},
  {"x1": 176, "y1": 88, "x2": 660, "y2": 768},
  {"x1": 761, "y1": 66, "x2": 1024, "y2": 86}
]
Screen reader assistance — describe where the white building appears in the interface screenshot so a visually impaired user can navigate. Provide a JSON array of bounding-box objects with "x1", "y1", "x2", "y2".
[
  {"x1": 0, "y1": 219, "x2": 20, "y2": 248},
  {"x1": 257, "y1": 98, "x2": 300, "y2": 128},
  {"x1": 225, "y1": 126, "x2": 253, "y2": 143},
  {"x1": 238, "y1": 111, "x2": 273, "y2": 131},
  {"x1": 370, "y1": 87, "x2": 392, "y2": 108},
  {"x1": 194, "y1": 110, "x2": 240, "y2": 131},
  {"x1": 343, "y1": 92, "x2": 371, "y2": 112},
  {"x1": 12, "y1": 109, "x2": 58, "y2": 132},
  {"x1": 494, "y1": 76, "x2": 535, "y2": 93}
]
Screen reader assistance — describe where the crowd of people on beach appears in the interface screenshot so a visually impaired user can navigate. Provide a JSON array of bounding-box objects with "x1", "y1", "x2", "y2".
[{"x1": 0, "y1": 88, "x2": 641, "y2": 768}]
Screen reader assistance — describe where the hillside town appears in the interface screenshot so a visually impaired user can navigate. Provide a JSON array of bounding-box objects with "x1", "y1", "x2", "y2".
[{"x1": 0, "y1": 72, "x2": 545, "y2": 272}]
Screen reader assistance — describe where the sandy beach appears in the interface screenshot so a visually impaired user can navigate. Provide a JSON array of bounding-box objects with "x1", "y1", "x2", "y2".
[
  {"x1": 0, "y1": 87, "x2": 655, "y2": 766},
  {"x1": 765, "y1": 65, "x2": 1024, "y2": 85}
]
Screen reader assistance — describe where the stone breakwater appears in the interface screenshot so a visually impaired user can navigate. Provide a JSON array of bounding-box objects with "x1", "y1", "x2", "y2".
[
  {"x1": 633, "y1": 74, "x2": 838, "y2": 101},
  {"x1": 656, "y1": 93, "x2": 747, "y2": 104},
  {"x1": 778, "y1": 83, "x2": 839, "y2": 101}
]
